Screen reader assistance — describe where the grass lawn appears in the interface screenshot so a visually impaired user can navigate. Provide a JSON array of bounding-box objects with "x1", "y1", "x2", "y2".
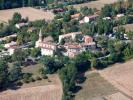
[
  {"x1": 75, "y1": 72, "x2": 118, "y2": 100},
  {"x1": 114, "y1": 24, "x2": 133, "y2": 32},
  {"x1": 8, "y1": 63, "x2": 60, "y2": 89},
  {"x1": 22, "y1": 63, "x2": 42, "y2": 77}
]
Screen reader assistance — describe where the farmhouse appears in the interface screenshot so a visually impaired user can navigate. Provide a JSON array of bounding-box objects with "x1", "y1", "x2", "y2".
[{"x1": 35, "y1": 30, "x2": 57, "y2": 56}]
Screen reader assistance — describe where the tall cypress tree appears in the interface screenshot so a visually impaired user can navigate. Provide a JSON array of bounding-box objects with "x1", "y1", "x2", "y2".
[
  {"x1": 0, "y1": 59, "x2": 9, "y2": 89},
  {"x1": 0, "y1": 0, "x2": 5, "y2": 9}
]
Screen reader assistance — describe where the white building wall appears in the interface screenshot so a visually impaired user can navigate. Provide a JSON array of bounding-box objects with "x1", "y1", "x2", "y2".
[
  {"x1": 8, "y1": 48, "x2": 15, "y2": 55},
  {"x1": 41, "y1": 48, "x2": 54, "y2": 56}
]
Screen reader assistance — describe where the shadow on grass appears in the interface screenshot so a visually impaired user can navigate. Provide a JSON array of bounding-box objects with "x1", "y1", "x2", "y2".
[
  {"x1": 0, "y1": 82, "x2": 21, "y2": 92},
  {"x1": 72, "y1": 86, "x2": 82, "y2": 93}
]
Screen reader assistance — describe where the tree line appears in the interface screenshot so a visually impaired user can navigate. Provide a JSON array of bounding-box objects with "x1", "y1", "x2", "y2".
[
  {"x1": 0, "y1": 0, "x2": 96, "y2": 10},
  {"x1": 0, "y1": 0, "x2": 46, "y2": 9}
]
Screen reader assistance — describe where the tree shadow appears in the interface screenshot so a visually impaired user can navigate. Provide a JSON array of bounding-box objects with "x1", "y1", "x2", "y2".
[
  {"x1": 76, "y1": 73, "x2": 86, "y2": 84},
  {"x1": 72, "y1": 86, "x2": 82, "y2": 93},
  {"x1": 0, "y1": 82, "x2": 21, "y2": 92}
]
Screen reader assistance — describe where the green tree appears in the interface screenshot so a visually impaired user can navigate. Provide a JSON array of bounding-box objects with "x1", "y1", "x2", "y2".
[
  {"x1": 0, "y1": 0, "x2": 4, "y2": 9},
  {"x1": 11, "y1": 12, "x2": 22, "y2": 25},
  {"x1": 59, "y1": 63, "x2": 77, "y2": 100},
  {"x1": 31, "y1": 48, "x2": 41, "y2": 57},
  {"x1": 12, "y1": 49, "x2": 28, "y2": 64},
  {"x1": 9, "y1": 63, "x2": 22, "y2": 82},
  {"x1": 80, "y1": 6, "x2": 94, "y2": 16},
  {"x1": 123, "y1": 46, "x2": 131, "y2": 60},
  {"x1": 41, "y1": 56, "x2": 64, "y2": 74},
  {"x1": 0, "y1": 59, "x2": 9, "y2": 89},
  {"x1": 91, "y1": 57, "x2": 97, "y2": 69}
]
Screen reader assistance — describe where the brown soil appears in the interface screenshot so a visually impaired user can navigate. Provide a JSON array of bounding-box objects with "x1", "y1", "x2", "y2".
[
  {"x1": 100, "y1": 59, "x2": 133, "y2": 98},
  {"x1": 73, "y1": 0, "x2": 118, "y2": 10},
  {"x1": 0, "y1": 74, "x2": 62, "y2": 100},
  {"x1": 0, "y1": 7, "x2": 55, "y2": 22}
]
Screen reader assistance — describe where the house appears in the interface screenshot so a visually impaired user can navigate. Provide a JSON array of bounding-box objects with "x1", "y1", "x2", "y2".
[
  {"x1": 62, "y1": 35, "x2": 96, "y2": 57},
  {"x1": 81, "y1": 42, "x2": 96, "y2": 50},
  {"x1": 71, "y1": 13, "x2": 81, "y2": 19},
  {"x1": 6, "y1": 43, "x2": 30, "y2": 55},
  {"x1": 63, "y1": 42, "x2": 96, "y2": 58},
  {"x1": 15, "y1": 22, "x2": 28, "y2": 29},
  {"x1": 80, "y1": 14, "x2": 99, "y2": 24},
  {"x1": 103, "y1": 17, "x2": 111, "y2": 20},
  {"x1": 35, "y1": 30, "x2": 57, "y2": 56},
  {"x1": 4, "y1": 41, "x2": 17, "y2": 48},
  {"x1": 59, "y1": 32, "x2": 82, "y2": 43},
  {"x1": 84, "y1": 36, "x2": 93, "y2": 43},
  {"x1": 63, "y1": 41, "x2": 96, "y2": 58},
  {"x1": 7, "y1": 46, "x2": 18, "y2": 55},
  {"x1": 116, "y1": 14, "x2": 124, "y2": 18},
  {"x1": 0, "y1": 34, "x2": 17, "y2": 42},
  {"x1": 63, "y1": 43, "x2": 82, "y2": 58}
]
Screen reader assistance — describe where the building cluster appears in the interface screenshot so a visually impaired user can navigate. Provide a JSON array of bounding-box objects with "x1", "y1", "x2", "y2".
[
  {"x1": 0, "y1": 12, "x2": 126, "y2": 58},
  {"x1": 35, "y1": 13, "x2": 126, "y2": 57},
  {"x1": 3, "y1": 41, "x2": 29, "y2": 55},
  {"x1": 35, "y1": 30, "x2": 96, "y2": 57}
]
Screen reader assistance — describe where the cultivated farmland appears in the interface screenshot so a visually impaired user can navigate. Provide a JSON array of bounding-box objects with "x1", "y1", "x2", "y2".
[
  {"x1": 0, "y1": 74, "x2": 62, "y2": 100},
  {"x1": 0, "y1": 7, "x2": 55, "y2": 22},
  {"x1": 73, "y1": 0, "x2": 119, "y2": 10},
  {"x1": 100, "y1": 59, "x2": 133, "y2": 99},
  {"x1": 75, "y1": 71, "x2": 132, "y2": 100}
]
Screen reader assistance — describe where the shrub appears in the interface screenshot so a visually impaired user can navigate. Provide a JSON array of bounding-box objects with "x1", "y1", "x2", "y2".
[
  {"x1": 42, "y1": 75, "x2": 48, "y2": 79},
  {"x1": 16, "y1": 81, "x2": 23, "y2": 86},
  {"x1": 23, "y1": 73, "x2": 32, "y2": 83},
  {"x1": 35, "y1": 76, "x2": 42, "y2": 81},
  {"x1": 29, "y1": 77, "x2": 35, "y2": 82},
  {"x1": 23, "y1": 79, "x2": 29, "y2": 83}
]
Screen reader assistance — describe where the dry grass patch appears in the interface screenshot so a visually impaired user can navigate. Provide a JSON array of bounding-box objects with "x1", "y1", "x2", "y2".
[
  {"x1": 75, "y1": 72, "x2": 118, "y2": 100},
  {"x1": 73, "y1": 0, "x2": 118, "y2": 10},
  {"x1": 100, "y1": 59, "x2": 133, "y2": 98},
  {"x1": 114, "y1": 24, "x2": 133, "y2": 32},
  {"x1": 0, "y1": 7, "x2": 55, "y2": 22},
  {"x1": 0, "y1": 74, "x2": 62, "y2": 100}
]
